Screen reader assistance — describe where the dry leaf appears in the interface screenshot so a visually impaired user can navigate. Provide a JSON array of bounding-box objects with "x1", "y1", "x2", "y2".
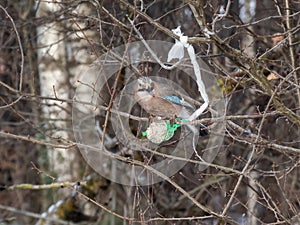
[{"x1": 267, "y1": 72, "x2": 279, "y2": 80}]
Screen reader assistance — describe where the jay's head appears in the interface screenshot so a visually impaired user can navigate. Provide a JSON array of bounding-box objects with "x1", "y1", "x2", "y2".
[{"x1": 136, "y1": 77, "x2": 155, "y2": 96}]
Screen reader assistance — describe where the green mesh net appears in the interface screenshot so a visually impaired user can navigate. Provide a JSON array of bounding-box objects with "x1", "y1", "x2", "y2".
[{"x1": 142, "y1": 119, "x2": 185, "y2": 144}]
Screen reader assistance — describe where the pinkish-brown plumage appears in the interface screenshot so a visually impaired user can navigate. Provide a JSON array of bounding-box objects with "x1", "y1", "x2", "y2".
[{"x1": 134, "y1": 77, "x2": 192, "y2": 118}]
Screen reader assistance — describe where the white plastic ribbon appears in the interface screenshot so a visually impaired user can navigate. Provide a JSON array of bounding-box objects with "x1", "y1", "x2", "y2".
[
  {"x1": 167, "y1": 26, "x2": 209, "y2": 121},
  {"x1": 167, "y1": 26, "x2": 186, "y2": 62}
]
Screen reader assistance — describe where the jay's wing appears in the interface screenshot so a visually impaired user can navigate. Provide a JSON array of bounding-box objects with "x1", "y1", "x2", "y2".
[
  {"x1": 162, "y1": 95, "x2": 209, "y2": 136},
  {"x1": 162, "y1": 95, "x2": 194, "y2": 110}
]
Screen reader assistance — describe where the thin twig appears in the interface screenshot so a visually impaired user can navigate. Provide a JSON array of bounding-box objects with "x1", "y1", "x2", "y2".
[
  {"x1": 0, "y1": 131, "x2": 75, "y2": 149},
  {"x1": 0, "y1": 204, "x2": 74, "y2": 225},
  {"x1": 0, "y1": 5, "x2": 24, "y2": 92},
  {"x1": 284, "y1": 0, "x2": 300, "y2": 113},
  {"x1": 128, "y1": 18, "x2": 183, "y2": 70},
  {"x1": 119, "y1": 0, "x2": 210, "y2": 44}
]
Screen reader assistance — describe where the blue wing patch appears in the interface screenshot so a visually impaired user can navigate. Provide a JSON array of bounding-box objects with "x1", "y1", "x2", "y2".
[
  {"x1": 162, "y1": 95, "x2": 194, "y2": 109},
  {"x1": 162, "y1": 95, "x2": 182, "y2": 104}
]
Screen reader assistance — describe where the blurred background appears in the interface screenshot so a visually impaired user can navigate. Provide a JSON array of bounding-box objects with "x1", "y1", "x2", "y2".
[{"x1": 0, "y1": 0, "x2": 299, "y2": 224}]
